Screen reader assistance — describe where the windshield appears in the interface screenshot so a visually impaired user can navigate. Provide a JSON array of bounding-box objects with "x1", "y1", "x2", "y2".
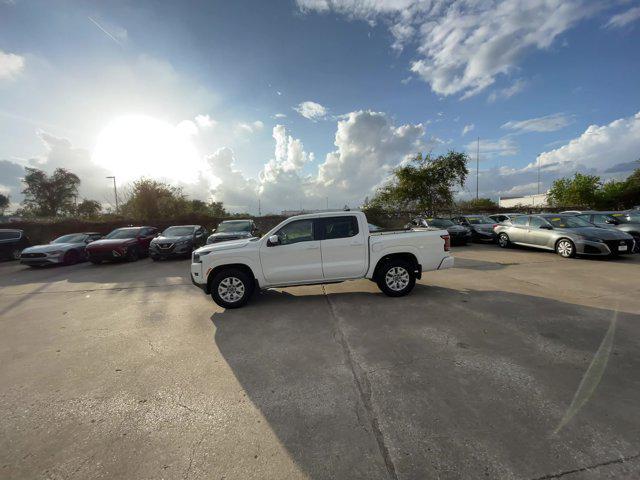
[
  {"x1": 217, "y1": 221, "x2": 252, "y2": 233},
  {"x1": 52, "y1": 234, "x2": 87, "y2": 244},
  {"x1": 0, "y1": 231, "x2": 20, "y2": 240},
  {"x1": 162, "y1": 226, "x2": 194, "y2": 237},
  {"x1": 429, "y1": 219, "x2": 454, "y2": 227},
  {"x1": 105, "y1": 228, "x2": 140, "y2": 239},
  {"x1": 467, "y1": 216, "x2": 494, "y2": 225},
  {"x1": 544, "y1": 216, "x2": 593, "y2": 228}
]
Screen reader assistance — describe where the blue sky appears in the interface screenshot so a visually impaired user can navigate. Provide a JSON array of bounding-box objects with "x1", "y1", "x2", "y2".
[{"x1": 1, "y1": 0, "x2": 640, "y2": 213}]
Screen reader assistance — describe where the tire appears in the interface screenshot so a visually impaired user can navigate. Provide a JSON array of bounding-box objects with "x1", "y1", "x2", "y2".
[
  {"x1": 376, "y1": 259, "x2": 416, "y2": 297},
  {"x1": 151, "y1": 255, "x2": 160, "y2": 261},
  {"x1": 556, "y1": 239, "x2": 576, "y2": 258},
  {"x1": 210, "y1": 268, "x2": 253, "y2": 309},
  {"x1": 497, "y1": 233, "x2": 510, "y2": 248},
  {"x1": 11, "y1": 248, "x2": 22, "y2": 260},
  {"x1": 63, "y1": 250, "x2": 79, "y2": 266},
  {"x1": 126, "y1": 247, "x2": 139, "y2": 262},
  {"x1": 89, "y1": 258, "x2": 102, "y2": 265}
]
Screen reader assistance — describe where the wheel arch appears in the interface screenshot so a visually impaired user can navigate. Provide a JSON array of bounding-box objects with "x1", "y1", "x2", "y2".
[
  {"x1": 372, "y1": 252, "x2": 420, "y2": 281},
  {"x1": 206, "y1": 263, "x2": 258, "y2": 293}
]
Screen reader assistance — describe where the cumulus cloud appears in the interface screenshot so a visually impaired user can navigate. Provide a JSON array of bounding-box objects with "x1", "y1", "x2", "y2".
[
  {"x1": 462, "y1": 124, "x2": 474, "y2": 136},
  {"x1": 502, "y1": 113, "x2": 573, "y2": 133},
  {"x1": 297, "y1": 1, "x2": 597, "y2": 98},
  {"x1": 605, "y1": 6, "x2": 640, "y2": 29},
  {"x1": 235, "y1": 120, "x2": 264, "y2": 135},
  {"x1": 0, "y1": 49, "x2": 25, "y2": 80},
  {"x1": 294, "y1": 101, "x2": 327, "y2": 120}
]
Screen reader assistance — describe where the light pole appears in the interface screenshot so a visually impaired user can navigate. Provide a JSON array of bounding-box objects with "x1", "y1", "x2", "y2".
[
  {"x1": 476, "y1": 136, "x2": 480, "y2": 200},
  {"x1": 106, "y1": 176, "x2": 118, "y2": 213},
  {"x1": 537, "y1": 155, "x2": 541, "y2": 195}
]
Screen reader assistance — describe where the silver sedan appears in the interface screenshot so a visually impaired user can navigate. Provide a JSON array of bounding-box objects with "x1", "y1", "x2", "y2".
[
  {"x1": 494, "y1": 214, "x2": 635, "y2": 258},
  {"x1": 20, "y1": 232, "x2": 102, "y2": 266}
]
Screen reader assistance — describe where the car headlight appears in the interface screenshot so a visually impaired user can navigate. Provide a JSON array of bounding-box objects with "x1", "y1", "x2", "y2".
[
  {"x1": 193, "y1": 250, "x2": 211, "y2": 263},
  {"x1": 582, "y1": 236, "x2": 604, "y2": 243}
]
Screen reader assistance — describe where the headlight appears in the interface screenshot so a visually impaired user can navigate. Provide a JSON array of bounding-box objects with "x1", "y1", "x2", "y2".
[
  {"x1": 582, "y1": 236, "x2": 603, "y2": 243},
  {"x1": 193, "y1": 250, "x2": 211, "y2": 263}
]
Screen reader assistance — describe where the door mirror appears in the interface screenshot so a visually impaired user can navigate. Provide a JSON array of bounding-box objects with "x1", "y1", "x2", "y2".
[
  {"x1": 540, "y1": 225, "x2": 553, "y2": 230},
  {"x1": 267, "y1": 234, "x2": 280, "y2": 246}
]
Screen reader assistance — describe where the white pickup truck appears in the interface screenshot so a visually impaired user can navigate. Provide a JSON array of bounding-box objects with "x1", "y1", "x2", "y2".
[{"x1": 190, "y1": 211, "x2": 454, "y2": 308}]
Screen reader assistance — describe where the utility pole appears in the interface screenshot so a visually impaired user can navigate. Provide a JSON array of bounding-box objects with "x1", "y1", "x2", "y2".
[
  {"x1": 106, "y1": 176, "x2": 118, "y2": 213},
  {"x1": 476, "y1": 136, "x2": 480, "y2": 200},
  {"x1": 258, "y1": 197, "x2": 261, "y2": 217},
  {"x1": 326, "y1": 196, "x2": 329, "y2": 210},
  {"x1": 537, "y1": 155, "x2": 541, "y2": 195}
]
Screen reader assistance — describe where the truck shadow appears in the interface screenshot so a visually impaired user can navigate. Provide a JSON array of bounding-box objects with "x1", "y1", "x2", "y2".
[{"x1": 210, "y1": 285, "x2": 640, "y2": 480}]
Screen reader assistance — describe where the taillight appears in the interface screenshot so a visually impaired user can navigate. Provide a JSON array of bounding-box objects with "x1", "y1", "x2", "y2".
[
  {"x1": 492, "y1": 224, "x2": 498, "y2": 230},
  {"x1": 441, "y1": 234, "x2": 450, "y2": 251}
]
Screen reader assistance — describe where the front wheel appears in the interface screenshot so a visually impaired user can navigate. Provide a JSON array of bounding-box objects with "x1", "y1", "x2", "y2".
[
  {"x1": 497, "y1": 233, "x2": 510, "y2": 248},
  {"x1": 126, "y1": 247, "x2": 139, "y2": 262},
  {"x1": 556, "y1": 239, "x2": 576, "y2": 258},
  {"x1": 376, "y1": 260, "x2": 416, "y2": 297},
  {"x1": 210, "y1": 268, "x2": 253, "y2": 308},
  {"x1": 63, "y1": 250, "x2": 79, "y2": 265}
]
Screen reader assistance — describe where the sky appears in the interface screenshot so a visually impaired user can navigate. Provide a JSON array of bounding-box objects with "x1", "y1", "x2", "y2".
[{"x1": 1, "y1": 0, "x2": 640, "y2": 214}]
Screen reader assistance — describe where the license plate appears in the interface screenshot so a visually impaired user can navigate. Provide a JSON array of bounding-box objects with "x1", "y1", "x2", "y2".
[{"x1": 619, "y1": 245, "x2": 627, "y2": 251}]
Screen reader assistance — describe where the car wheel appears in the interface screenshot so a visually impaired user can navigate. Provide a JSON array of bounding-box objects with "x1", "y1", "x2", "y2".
[
  {"x1": 210, "y1": 268, "x2": 253, "y2": 308},
  {"x1": 63, "y1": 250, "x2": 79, "y2": 265},
  {"x1": 556, "y1": 239, "x2": 576, "y2": 258},
  {"x1": 498, "y1": 233, "x2": 510, "y2": 248},
  {"x1": 376, "y1": 260, "x2": 416, "y2": 297},
  {"x1": 126, "y1": 247, "x2": 139, "y2": 262},
  {"x1": 150, "y1": 255, "x2": 160, "y2": 261},
  {"x1": 11, "y1": 248, "x2": 22, "y2": 260},
  {"x1": 89, "y1": 258, "x2": 102, "y2": 265}
]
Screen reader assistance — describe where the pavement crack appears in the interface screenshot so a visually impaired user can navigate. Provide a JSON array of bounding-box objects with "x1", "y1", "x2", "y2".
[
  {"x1": 322, "y1": 286, "x2": 399, "y2": 480},
  {"x1": 530, "y1": 452, "x2": 640, "y2": 480},
  {"x1": 183, "y1": 433, "x2": 206, "y2": 480}
]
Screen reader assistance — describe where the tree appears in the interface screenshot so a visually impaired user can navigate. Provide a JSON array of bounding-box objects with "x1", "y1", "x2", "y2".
[
  {"x1": 120, "y1": 178, "x2": 188, "y2": 219},
  {"x1": 76, "y1": 199, "x2": 102, "y2": 218},
  {"x1": 20, "y1": 167, "x2": 80, "y2": 217},
  {"x1": 619, "y1": 168, "x2": 640, "y2": 208},
  {"x1": 366, "y1": 151, "x2": 469, "y2": 215},
  {"x1": 0, "y1": 193, "x2": 9, "y2": 215},
  {"x1": 547, "y1": 172, "x2": 601, "y2": 207},
  {"x1": 456, "y1": 197, "x2": 498, "y2": 212}
]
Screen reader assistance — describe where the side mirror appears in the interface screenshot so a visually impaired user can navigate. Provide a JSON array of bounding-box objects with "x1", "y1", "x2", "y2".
[
  {"x1": 267, "y1": 234, "x2": 280, "y2": 246},
  {"x1": 540, "y1": 225, "x2": 553, "y2": 230}
]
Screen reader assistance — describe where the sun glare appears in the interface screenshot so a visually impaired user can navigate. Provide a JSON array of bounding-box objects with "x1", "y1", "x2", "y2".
[{"x1": 92, "y1": 114, "x2": 202, "y2": 184}]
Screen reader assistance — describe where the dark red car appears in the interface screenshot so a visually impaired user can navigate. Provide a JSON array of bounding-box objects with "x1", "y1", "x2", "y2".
[{"x1": 86, "y1": 226, "x2": 158, "y2": 264}]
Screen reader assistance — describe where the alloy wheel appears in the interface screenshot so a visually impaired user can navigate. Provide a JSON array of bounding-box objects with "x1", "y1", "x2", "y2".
[
  {"x1": 217, "y1": 276, "x2": 245, "y2": 303},
  {"x1": 557, "y1": 240, "x2": 573, "y2": 258},
  {"x1": 385, "y1": 266, "x2": 410, "y2": 292},
  {"x1": 498, "y1": 234, "x2": 509, "y2": 248}
]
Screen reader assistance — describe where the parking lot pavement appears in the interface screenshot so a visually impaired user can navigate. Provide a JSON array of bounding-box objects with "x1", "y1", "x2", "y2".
[{"x1": 1, "y1": 246, "x2": 639, "y2": 479}]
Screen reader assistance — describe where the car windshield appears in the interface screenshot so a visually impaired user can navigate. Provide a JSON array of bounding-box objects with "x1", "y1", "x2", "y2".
[
  {"x1": 429, "y1": 219, "x2": 454, "y2": 227},
  {"x1": 105, "y1": 228, "x2": 140, "y2": 239},
  {"x1": 544, "y1": 216, "x2": 593, "y2": 228},
  {"x1": 217, "y1": 221, "x2": 252, "y2": 233},
  {"x1": 466, "y1": 216, "x2": 494, "y2": 224},
  {"x1": 52, "y1": 234, "x2": 87, "y2": 243},
  {"x1": 162, "y1": 226, "x2": 194, "y2": 236}
]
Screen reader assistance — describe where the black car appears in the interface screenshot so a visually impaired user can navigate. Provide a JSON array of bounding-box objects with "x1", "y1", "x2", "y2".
[
  {"x1": 150, "y1": 225, "x2": 208, "y2": 260},
  {"x1": 407, "y1": 217, "x2": 472, "y2": 245},
  {"x1": 0, "y1": 229, "x2": 31, "y2": 260},
  {"x1": 206, "y1": 219, "x2": 258, "y2": 244},
  {"x1": 450, "y1": 215, "x2": 497, "y2": 242}
]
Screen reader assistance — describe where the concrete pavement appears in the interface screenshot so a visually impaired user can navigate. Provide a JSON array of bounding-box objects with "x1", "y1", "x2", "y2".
[{"x1": 1, "y1": 245, "x2": 639, "y2": 479}]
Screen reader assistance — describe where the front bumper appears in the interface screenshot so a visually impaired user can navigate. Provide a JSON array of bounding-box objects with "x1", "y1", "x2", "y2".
[
  {"x1": 191, "y1": 262, "x2": 209, "y2": 293},
  {"x1": 20, "y1": 255, "x2": 63, "y2": 266},
  {"x1": 87, "y1": 250, "x2": 127, "y2": 262},
  {"x1": 450, "y1": 231, "x2": 472, "y2": 243},
  {"x1": 576, "y1": 238, "x2": 635, "y2": 256},
  {"x1": 150, "y1": 242, "x2": 193, "y2": 258},
  {"x1": 472, "y1": 230, "x2": 497, "y2": 242}
]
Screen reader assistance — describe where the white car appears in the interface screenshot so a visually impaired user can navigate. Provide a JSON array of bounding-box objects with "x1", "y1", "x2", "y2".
[{"x1": 191, "y1": 211, "x2": 454, "y2": 308}]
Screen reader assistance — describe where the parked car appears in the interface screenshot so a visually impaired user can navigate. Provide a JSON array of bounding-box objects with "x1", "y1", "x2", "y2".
[
  {"x1": 191, "y1": 211, "x2": 454, "y2": 308},
  {"x1": 0, "y1": 229, "x2": 31, "y2": 260},
  {"x1": 86, "y1": 226, "x2": 158, "y2": 263},
  {"x1": 407, "y1": 217, "x2": 472, "y2": 245},
  {"x1": 561, "y1": 210, "x2": 640, "y2": 252},
  {"x1": 20, "y1": 232, "x2": 102, "y2": 267},
  {"x1": 495, "y1": 214, "x2": 635, "y2": 258},
  {"x1": 149, "y1": 225, "x2": 208, "y2": 260},
  {"x1": 450, "y1": 215, "x2": 497, "y2": 242},
  {"x1": 489, "y1": 213, "x2": 523, "y2": 223},
  {"x1": 206, "y1": 219, "x2": 258, "y2": 244}
]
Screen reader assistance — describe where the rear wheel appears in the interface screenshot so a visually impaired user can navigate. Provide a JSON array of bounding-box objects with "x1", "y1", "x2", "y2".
[
  {"x1": 210, "y1": 268, "x2": 253, "y2": 308},
  {"x1": 556, "y1": 239, "x2": 576, "y2": 258},
  {"x1": 63, "y1": 250, "x2": 79, "y2": 265},
  {"x1": 376, "y1": 260, "x2": 416, "y2": 297},
  {"x1": 11, "y1": 248, "x2": 22, "y2": 260},
  {"x1": 497, "y1": 233, "x2": 510, "y2": 248}
]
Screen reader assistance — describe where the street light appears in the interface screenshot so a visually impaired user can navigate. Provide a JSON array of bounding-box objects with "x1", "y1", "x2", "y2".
[{"x1": 106, "y1": 176, "x2": 118, "y2": 213}]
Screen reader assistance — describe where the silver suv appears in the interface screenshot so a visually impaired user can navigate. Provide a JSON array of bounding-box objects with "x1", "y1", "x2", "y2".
[{"x1": 494, "y1": 214, "x2": 635, "y2": 258}]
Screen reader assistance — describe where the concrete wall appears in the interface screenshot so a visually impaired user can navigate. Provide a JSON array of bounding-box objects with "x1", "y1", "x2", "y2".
[{"x1": 499, "y1": 193, "x2": 548, "y2": 208}]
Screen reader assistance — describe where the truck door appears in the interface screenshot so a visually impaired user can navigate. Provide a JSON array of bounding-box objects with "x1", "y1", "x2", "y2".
[
  {"x1": 319, "y1": 215, "x2": 367, "y2": 279},
  {"x1": 259, "y1": 219, "x2": 323, "y2": 284}
]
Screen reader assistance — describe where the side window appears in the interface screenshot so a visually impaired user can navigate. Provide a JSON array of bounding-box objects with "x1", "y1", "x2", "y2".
[
  {"x1": 529, "y1": 217, "x2": 547, "y2": 228},
  {"x1": 276, "y1": 219, "x2": 314, "y2": 245},
  {"x1": 321, "y1": 216, "x2": 359, "y2": 240},
  {"x1": 512, "y1": 216, "x2": 529, "y2": 226},
  {"x1": 591, "y1": 214, "x2": 608, "y2": 223}
]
